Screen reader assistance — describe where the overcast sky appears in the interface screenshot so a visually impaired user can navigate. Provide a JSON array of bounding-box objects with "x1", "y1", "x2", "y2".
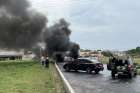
[{"x1": 28, "y1": 0, "x2": 140, "y2": 50}]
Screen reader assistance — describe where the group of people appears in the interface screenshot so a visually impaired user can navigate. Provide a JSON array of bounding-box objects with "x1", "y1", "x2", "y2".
[
  {"x1": 41, "y1": 56, "x2": 49, "y2": 68},
  {"x1": 108, "y1": 56, "x2": 132, "y2": 70}
]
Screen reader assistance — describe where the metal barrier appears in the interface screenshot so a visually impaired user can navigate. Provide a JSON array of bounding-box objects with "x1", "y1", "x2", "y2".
[{"x1": 55, "y1": 63, "x2": 75, "y2": 93}]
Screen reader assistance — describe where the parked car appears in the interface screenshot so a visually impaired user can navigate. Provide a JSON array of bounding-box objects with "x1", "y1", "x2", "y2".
[
  {"x1": 107, "y1": 57, "x2": 138, "y2": 79},
  {"x1": 63, "y1": 58, "x2": 104, "y2": 74}
]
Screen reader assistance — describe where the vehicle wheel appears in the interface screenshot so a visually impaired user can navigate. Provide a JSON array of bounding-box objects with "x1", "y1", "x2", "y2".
[
  {"x1": 118, "y1": 74, "x2": 121, "y2": 78},
  {"x1": 86, "y1": 67, "x2": 92, "y2": 74},
  {"x1": 134, "y1": 71, "x2": 137, "y2": 77},
  {"x1": 95, "y1": 70, "x2": 99, "y2": 74},
  {"x1": 134, "y1": 72, "x2": 137, "y2": 77},
  {"x1": 74, "y1": 69, "x2": 78, "y2": 72},
  {"x1": 65, "y1": 66, "x2": 70, "y2": 72},
  {"x1": 111, "y1": 71, "x2": 115, "y2": 79}
]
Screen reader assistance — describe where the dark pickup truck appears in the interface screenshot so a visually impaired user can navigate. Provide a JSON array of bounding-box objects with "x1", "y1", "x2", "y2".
[{"x1": 63, "y1": 58, "x2": 104, "y2": 74}]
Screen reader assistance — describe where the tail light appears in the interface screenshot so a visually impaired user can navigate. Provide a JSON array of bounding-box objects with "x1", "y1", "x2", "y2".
[{"x1": 128, "y1": 65, "x2": 132, "y2": 71}]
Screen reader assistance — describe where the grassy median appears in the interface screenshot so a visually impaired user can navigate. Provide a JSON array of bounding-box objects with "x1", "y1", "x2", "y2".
[{"x1": 0, "y1": 60, "x2": 65, "y2": 93}]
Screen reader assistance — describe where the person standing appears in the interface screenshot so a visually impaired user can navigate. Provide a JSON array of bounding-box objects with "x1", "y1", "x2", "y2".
[
  {"x1": 41, "y1": 56, "x2": 45, "y2": 66},
  {"x1": 64, "y1": 55, "x2": 69, "y2": 62},
  {"x1": 45, "y1": 57, "x2": 49, "y2": 68}
]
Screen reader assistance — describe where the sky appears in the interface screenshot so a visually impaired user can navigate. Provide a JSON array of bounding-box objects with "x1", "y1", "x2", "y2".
[{"x1": 28, "y1": 0, "x2": 140, "y2": 51}]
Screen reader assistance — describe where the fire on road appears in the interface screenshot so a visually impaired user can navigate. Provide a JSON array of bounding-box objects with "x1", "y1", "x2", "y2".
[{"x1": 58, "y1": 63, "x2": 140, "y2": 93}]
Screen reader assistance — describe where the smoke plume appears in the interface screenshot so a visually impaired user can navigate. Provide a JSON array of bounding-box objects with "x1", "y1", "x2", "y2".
[
  {"x1": 44, "y1": 19, "x2": 71, "y2": 56},
  {"x1": 0, "y1": 0, "x2": 79, "y2": 58},
  {"x1": 0, "y1": 0, "x2": 47, "y2": 49},
  {"x1": 44, "y1": 19, "x2": 80, "y2": 58},
  {"x1": 69, "y1": 42, "x2": 80, "y2": 59}
]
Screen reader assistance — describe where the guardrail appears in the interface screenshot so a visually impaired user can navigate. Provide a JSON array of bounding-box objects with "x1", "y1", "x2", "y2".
[{"x1": 55, "y1": 63, "x2": 75, "y2": 93}]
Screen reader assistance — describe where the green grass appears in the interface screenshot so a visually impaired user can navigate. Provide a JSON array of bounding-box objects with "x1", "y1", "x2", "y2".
[
  {"x1": 134, "y1": 58, "x2": 140, "y2": 64},
  {"x1": 0, "y1": 60, "x2": 63, "y2": 93},
  {"x1": 137, "y1": 69, "x2": 140, "y2": 75},
  {"x1": 101, "y1": 57, "x2": 109, "y2": 64}
]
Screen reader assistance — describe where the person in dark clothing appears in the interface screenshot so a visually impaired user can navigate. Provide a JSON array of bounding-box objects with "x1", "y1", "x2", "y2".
[
  {"x1": 111, "y1": 57, "x2": 118, "y2": 70},
  {"x1": 45, "y1": 57, "x2": 49, "y2": 68}
]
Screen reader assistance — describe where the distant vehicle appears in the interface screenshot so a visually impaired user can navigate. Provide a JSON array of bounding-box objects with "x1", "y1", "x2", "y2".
[
  {"x1": 63, "y1": 58, "x2": 104, "y2": 74},
  {"x1": 107, "y1": 57, "x2": 138, "y2": 79}
]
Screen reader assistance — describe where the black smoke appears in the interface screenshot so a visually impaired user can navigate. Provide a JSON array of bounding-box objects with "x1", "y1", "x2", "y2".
[
  {"x1": 0, "y1": 0, "x2": 47, "y2": 49},
  {"x1": 44, "y1": 19, "x2": 80, "y2": 58},
  {"x1": 0, "y1": 0, "x2": 80, "y2": 58},
  {"x1": 69, "y1": 42, "x2": 80, "y2": 59},
  {"x1": 44, "y1": 19, "x2": 71, "y2": 56}
]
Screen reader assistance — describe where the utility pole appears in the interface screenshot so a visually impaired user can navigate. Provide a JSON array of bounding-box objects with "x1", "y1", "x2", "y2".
[{"x1": 40, "y1": 47, "x2": 42, "y2": 58}]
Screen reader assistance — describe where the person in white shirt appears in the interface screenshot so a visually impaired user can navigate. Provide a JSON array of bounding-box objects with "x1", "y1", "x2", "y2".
[{"x1": 41, "y1": 56, "x2": 45, "y2": 65}]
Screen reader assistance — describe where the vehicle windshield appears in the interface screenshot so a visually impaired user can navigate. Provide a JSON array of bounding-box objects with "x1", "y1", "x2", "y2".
[
  {"x1": 80, "y1": 57, "x2": 100, "y2": 63},
  {"x1": 90, "y1": 57, "x2": 100, "y2": 63},
  {"x1": 91, "y1": 59, "x2": 100, "y2": 63}
]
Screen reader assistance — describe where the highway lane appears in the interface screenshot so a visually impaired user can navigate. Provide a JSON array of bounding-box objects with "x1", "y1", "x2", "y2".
[{"x1": 58, "y1": 63, "x2": 140, "y2": 93}]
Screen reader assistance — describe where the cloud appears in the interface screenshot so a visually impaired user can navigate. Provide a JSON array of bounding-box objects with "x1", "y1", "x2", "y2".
[{"x1": 28, "y1": 0, "x2": 140, "y2": 50}]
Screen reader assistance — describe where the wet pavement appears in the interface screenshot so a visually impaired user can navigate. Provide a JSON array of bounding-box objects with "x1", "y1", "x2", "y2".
[{"x1": 57, "y1": 63, "x2": 140, "y2": 93}]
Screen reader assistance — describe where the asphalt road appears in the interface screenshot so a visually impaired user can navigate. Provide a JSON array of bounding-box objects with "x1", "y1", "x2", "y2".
[{"x1": 57, "y1": 63, "x2": 140, "y2": 93}]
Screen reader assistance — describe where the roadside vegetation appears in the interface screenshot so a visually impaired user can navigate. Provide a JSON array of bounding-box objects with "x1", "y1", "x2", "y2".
[
  {"x1": 0, "y1": 60, "x2": 65, "y2": 93},
  {"x1": 126, "y1": 47, "x2": 140, "y2": 57},
  {"x1": 101, "y1": 57, "x2": 109, "y2": 64},
  {"x1": 125, "y1": 47, "x2": 140, "y2": 74}
]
